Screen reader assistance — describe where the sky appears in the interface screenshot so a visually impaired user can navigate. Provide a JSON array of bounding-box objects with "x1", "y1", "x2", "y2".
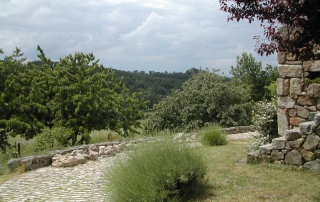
[{"x1": 0, "y1": 0, "x2": 277, "y2": 76}]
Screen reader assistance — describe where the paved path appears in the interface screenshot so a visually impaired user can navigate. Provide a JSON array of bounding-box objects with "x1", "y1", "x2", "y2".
[
  {"x1": 0, "y1": 132, "x2": 258, "y2": 202},
  {"x1": 0, "y1": 155, "x2": 119, "y2": 202}
]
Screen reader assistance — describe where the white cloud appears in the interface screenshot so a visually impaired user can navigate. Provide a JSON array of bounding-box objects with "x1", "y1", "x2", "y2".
[{"x1": 0, "y1": 0, "x2": 277, "y2": 75}]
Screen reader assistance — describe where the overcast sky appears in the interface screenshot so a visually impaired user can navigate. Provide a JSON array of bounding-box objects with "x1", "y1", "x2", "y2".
[{"x1": 0, "y1": 0, "x2": 277, "y2": 76}]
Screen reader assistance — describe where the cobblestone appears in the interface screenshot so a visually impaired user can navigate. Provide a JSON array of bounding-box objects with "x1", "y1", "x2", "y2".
[{"x1": 0, "y1": 155, "x2": 120, "y2": 202}]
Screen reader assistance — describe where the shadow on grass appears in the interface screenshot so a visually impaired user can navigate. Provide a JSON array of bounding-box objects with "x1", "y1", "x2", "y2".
[{"x1": 186, "y1": 180, "x2": 217, "y2": 202}]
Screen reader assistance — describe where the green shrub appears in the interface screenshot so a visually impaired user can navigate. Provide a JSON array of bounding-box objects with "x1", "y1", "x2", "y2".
[
  {"x1": 104, "y1": 139, "x2": 207, "y2": 202},
  {"x1": 36, "y1": 127, "x2": 72, "y2": 151},
  {"x1": 199, "y1": 124, "x2": 227, "y2": 146}
]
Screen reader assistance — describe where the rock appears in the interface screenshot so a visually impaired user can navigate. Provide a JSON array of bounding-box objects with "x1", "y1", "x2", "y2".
[
  {"x1": 104, "y1": 146, "x2": 115, "y2": 156},
  {"x1": 314, "y1": 150, "x2": 320, "y2": 158},
  {"x1": 278, "y1": 96, "x2": 295, "y2": 109},
  {"x1": 89, "y1": 144, "x2": 98, "y2": 152},
  {"x1": 70, "y1": 149, "x2": 83, "y2": 156},
  {"x1": 259, "y1": 144, "x2": 273, "y2": 155},
  {"x1": 301, "y1": 159, "x2": 320, "y2": 174},
  {"x1": 277, "y1": 78, "x2": 289, "y2": 95},
  {"x1": 296, "y1": 106, "x2": 309, "y2": 119},
  {"x1": 8, "y1": 159, "x2": 21, "y2": 171},
  {"x1": 89, "y1": 151, "x2": 98, "y2": 161},
  {"x1": 290, "y1": 78, "x2": 301, "y2": 97},
  {"x1": 288, "y1": 109, "x2": 297, "y2": 117},
  {"x1": 20, "y1": 156, "x2": 34, "y2": 169},
  {"x1": 300, "y1": 149, "x2": 315, "y2": 161},
  {"x1": 247, "y1": 150, "x2": 259, "y2": 163},
  {"x1": 297, "y1": 96, "x2": 314, "y2": 106},
  {"x1": 272, "y1": 137, "x2": 287, "y2": 149},
  {"x1": 314, "y1": 113, "x2": 320, "y2": 125},
  {"x1": 303, "y1": 60, "x2": 320, "y2": 72},
  {"x1": 303, "y1": 134, "x2": 320, "y2": 151},
  {"x1": 271, "y1": 150, "x2": 285, "y2": 161},
  {"x1": 285, "y1": 150, "x2": 303, "y2": 165},
  {"x1": 307, "y1": 84, "x2": 320, "y2": 97},
  {"x1": 99, "y1": 146, "x2": 106, "y2": 156},
  {"x1": 299, "y1": 121, "x2": 315, "y2": 135},
  {"x1": 285, "y1": 129, "x2": 302, "y2": 141},
  {"x1": 278, "y1": 109, "x2": 289, "y2": 136},
  {"x1": 308, "y1": 112, "x2": 317, "y2": 121},
  {"x1": 290, "y1": 117, "x2": 306, "y2": 126},
  {"x1": 278, "y1": 64, "x2": 302, "y2": 78},
  {"x1": 288, "y1": 138, "x2": 304, "y2": 149}
]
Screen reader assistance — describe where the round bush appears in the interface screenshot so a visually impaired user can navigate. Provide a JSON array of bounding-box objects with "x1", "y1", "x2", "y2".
[
  {"x1": 199, "y1": 124, "x2": 227, "y2": 146},
  {"x1": 104, "y1": 138, "x2": 207, "y2": 201}
]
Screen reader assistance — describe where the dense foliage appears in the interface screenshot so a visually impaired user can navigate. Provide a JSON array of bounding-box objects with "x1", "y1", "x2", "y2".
[
  {"x1": 145, "y1": 70, "x2": 253, "y2": 132},
  {"x1": 199, "y1": 124, "x2": 228, "y2": 146},
  {"x1": 230, "y1": 52, "x2": 278, "y2": 102},
  {"x1": 105, "y1": 138, "x2": 207, "y2": 201},
  {"x1": 31, "y1": 61, "x2": 197, "y2": 109},
  {"x1": 220, "y1": 0, "x2": 320, "y2": 60},
  {"x1": 0, "y1": 47, "x2": 148, "y2": 151}
]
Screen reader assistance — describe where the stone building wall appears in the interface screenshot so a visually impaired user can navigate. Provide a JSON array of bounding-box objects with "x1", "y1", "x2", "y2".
[{"x1": 277, "y1": 52, "x2": 320, "y2": 136}]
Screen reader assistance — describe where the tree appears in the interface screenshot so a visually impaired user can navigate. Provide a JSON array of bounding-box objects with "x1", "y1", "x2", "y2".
[
  {"x1": 0, "y1": 47, "x2": 148, "y2": 151},
  {"x1": 230, "y1": 52, "x2": 278, "y2": 102},
  {"x1": 220, "y1": 0, "x2": 320, "y2": 60},
  {"x1": 145, "y1": 69, "x2": 252, "y2": 132}
]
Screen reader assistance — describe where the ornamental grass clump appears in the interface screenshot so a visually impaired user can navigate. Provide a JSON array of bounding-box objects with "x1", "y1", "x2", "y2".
[
  {"x1": 199, "y1": 124, "x2": 227, "y2": 146},
  {"x1": 104, "y1": 138, "x2": 207, "y2": 202}
]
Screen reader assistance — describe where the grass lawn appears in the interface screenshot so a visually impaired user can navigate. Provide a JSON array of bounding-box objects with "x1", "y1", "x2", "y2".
[{"x1": 199, "y1": 140, "x2": 320, "y2": 202}]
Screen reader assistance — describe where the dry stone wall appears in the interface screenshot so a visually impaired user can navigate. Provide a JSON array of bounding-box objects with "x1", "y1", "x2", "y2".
[{"x1": 277, "y1": 52, "x2": 320, "y2": 135}]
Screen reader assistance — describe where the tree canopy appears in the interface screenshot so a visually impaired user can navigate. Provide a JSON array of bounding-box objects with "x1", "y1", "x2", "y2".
[
  {"x1": 145, "y1": 69, "x2": 253, "y2": 132},
  {"x1": 220, "y1": 0, "x2": 320, "y2": 60},
  {"x1": 230, "y1": 52, "x2": 278, "y2": 101},
  {"x1": 0, "y1": 47, "x2": 148, "y2": 151}
]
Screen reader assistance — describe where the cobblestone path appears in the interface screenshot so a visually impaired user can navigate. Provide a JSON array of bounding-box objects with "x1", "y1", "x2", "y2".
[{"x1": 0, "y1": 155, "x2": 118, "y2": 202}]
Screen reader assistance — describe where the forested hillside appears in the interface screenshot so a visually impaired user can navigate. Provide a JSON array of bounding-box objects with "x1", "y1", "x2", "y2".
[{"x1": 31, "y1": 60, "x2": 201, "y2": 108}]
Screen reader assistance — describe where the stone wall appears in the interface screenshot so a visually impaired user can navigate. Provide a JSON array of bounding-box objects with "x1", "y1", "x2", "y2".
[
  {"x1": 277, "y1": 52, "x2": 320, "y2": 135},
  {"x1": 247, "y1": 113, "x2": 320, "y2": 173}
]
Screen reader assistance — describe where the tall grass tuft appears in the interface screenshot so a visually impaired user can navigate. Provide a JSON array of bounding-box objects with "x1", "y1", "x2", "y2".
[
  {"x1": 199, "y1": 124, "x2": 227, "y2": 146},
  {"x1": 104, "y1": 138, "x2": 207, "y2": 201}
]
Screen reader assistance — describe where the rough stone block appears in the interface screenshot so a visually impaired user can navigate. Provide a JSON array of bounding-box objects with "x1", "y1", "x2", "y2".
[
  {"x1": 278, "y1": 109, "x2": 289, "y2": 136},
  {"x1": 278, "y1": 96, "x2": 296, "y2": 109},
  {"x1": 259, "y1": 144, "x2": 273, "y2": 155},
  {"x1": 278, "y1": 52, "x2": 286, "y2": 64},
  {"x1": 285, "y1": 129, "x2": 302, "y2": 141},
  {"x1": 290, "y1": 117, "x2": 306, "y2": 126},
  {"x1": 301, "y1": 159, "x2": 320, "y2": 174},
  {"x1": 247, "y1": 150, "x2": 260, "y2": 163},
  {"x1": 8, "y1": 159, "x2": 21, "y2": 171},
  {"x1": 290, "y1": 78, "x2": 301, "y2": 97},
  {"x1": 300, "y1": 149, "x2": 315, "y2": 161},
  {"x1": 308, "y1": 106, "x2": 316, "y2": 112},
  {"x1": 314, "y1": 113, "x2": 320, "y2": 125},
  {"x1": 20, "y1": 156, "x2": 34, "y2": 168},
  {"x1": 277, "y1": 78, "x2": 289, "y2": 95},
  {"x1": 272, "y1": 137, "x2": 287, "y2": 149},
  {"x1": 303, "y1": 134, "x2": 320, "y2": 151},
  {"x1": 299, "y1": 121, "x2": 315, "y2": 135},
  {"x1": 285, "y1": 150, "x2": 303, "y2": 165},
  {"x1": 296, "y1": 106, "x2": 309, "y2": 119},
  {"x1": 271, "y1": 150, "x2": 285, "y2": 161},
  {"x1": 288, "y1": 138, "x2": 304, "y2": 149},
  {"x1": 308, "y1": 112, "x2": 317, "y2": 121},
  {"x1": 303, "y1": 60, "x2": 320, "y2": 72},
  {"x1": 286, "y1": 53, "x2": 297, "y2": 61},
  {"x1": 288, "y1": 109, "x2": 297, "y2": 117},
  {"x1": 297, "y1": 96, "x2": 314, "y2": 106},
  {"x1": 307, "y1": 84, "x2": 320, "y2": 97},
  {"x1": 278, "y1": 64, "x2": 302, "y2": 78}
]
